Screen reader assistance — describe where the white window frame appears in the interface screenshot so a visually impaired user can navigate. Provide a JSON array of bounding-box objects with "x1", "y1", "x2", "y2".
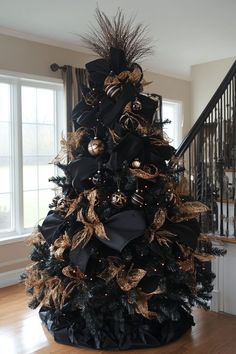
[
  {"x1": 162, "y1": 99, "x2": 183, "y2": 149},
  {"x1": 0, "y1": 70, "x2": 65, "y2": 244}
]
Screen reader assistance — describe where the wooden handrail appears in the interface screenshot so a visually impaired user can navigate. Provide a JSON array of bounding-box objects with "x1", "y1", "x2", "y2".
[{"x1": 176, "y1": 60, "x2": 236, "y2": 157}]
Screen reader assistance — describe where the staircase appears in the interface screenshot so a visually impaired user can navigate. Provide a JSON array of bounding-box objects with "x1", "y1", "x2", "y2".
[{"x1": 175, "y1": 60, "x2": 236, "y2": 314}]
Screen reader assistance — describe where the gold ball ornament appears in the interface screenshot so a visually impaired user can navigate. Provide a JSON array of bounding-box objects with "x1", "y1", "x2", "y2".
[
  {"x1": 111, "y1": 191, "x2": 127, "y2": 208},
  {"x1": 88, "y1": 138, "x2": 105, "y2": 156}
]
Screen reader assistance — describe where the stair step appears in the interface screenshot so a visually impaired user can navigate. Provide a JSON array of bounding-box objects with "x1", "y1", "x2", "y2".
[
  {"x1": 200, "y1": 234, "x2": 236, "y2": 244},
  {"x1": 225, "y1": 168, "x2": 236, "y2": 172}
]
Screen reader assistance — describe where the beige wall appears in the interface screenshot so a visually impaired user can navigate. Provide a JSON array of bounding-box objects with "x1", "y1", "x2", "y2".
[
  {"x1": 0, "y1": 33, "x2": 191, "y2": 275},
  {"x1": 144, "y1": 71, "x2": 191, "y2": 137},
  {"x1": 191, "y1": 56, "x2": 236, "y2": 123}
]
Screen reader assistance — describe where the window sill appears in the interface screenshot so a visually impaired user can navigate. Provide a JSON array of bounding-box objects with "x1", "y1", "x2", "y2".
[{"x1": 0, "y1": 234, "x2": 30, "y2": 246}]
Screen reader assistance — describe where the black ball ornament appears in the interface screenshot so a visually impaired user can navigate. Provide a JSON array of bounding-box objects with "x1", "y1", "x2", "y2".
[
  {"x1": 132, "y1": 97, "x2": 142, "y2": 111},
  {"x1": 111, "y1": 191, "x2": 127, "y2": 208},
  {"x1": 119, "y1": 112, "x2": 139, "y2": 131},
  {"x1": 131, "y1": 191, "x2": 144, "y2": 208},
  {"x1": 92, "y1": 172, "x2": 105, "y2": 186},
  {"x1": 88, "y1": 138, "x2": 105, "y2": 156}
]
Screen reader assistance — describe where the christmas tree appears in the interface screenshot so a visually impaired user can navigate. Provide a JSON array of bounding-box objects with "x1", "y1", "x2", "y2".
[{"x1": 23, "y1": 9, "x2": 225, "y2": 350}]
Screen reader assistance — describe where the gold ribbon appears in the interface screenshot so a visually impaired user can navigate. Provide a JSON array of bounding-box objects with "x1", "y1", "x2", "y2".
[
  {"x1": 49, "y1": 232, "x2": 71, "y2": 261},
  {"x1": 104, "y1": 65, "x2": 143, "y2": 88},
  {"x1": 129, "y1": 164, "x2": 160, "y2": 180},
  {"x1": 71, "y1": 189, "x2": 108, "y2": 250},
  {"x1": 27, "y1": 228, "x2": 45, "y2": 246},
  {"x1": 98, "y1": 257, "x2": 146, "y2": 292},
  {"x1": 128, "y1": 287, "x2": 164, "y2": 319},
  {"x1": 51, "y1": 128, "x2": 89, "y2": 163}
]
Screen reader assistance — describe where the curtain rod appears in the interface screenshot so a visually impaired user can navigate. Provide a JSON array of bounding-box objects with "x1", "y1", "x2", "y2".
[{"x1": 50, "y1": 63, "x2": 67, "y2": 72}]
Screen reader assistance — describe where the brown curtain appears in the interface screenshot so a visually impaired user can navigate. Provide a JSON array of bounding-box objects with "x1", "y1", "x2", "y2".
[
  {"x1": 50, "y1": 63, "x2": 88, "y2": 133},
  {"x1": 62, "y1": 66, "x2": 88, "y2": 132}
]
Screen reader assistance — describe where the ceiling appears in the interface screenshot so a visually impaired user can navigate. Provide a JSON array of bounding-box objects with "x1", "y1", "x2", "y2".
[{"x1": 0, "y1": 0, "x2": 236, "y2": 79}]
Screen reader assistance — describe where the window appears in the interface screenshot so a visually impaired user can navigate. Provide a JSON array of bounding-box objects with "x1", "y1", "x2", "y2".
[
  {"x1": 0, "y1": 73, "x2": 65, "y2": 240},
  {"x1": 162, "y1": 100, "x2": 183, "y2": 148}
]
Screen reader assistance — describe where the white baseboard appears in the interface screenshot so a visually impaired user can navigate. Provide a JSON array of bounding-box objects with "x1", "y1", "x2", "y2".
[{"x1": 0, "y1": 267, "x2": 25, "y2": 288}]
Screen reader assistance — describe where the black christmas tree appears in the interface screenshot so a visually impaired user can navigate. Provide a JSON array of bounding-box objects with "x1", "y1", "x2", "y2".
[{"x1": 23, "y1": 9, "x2": 226, "y2": 350}]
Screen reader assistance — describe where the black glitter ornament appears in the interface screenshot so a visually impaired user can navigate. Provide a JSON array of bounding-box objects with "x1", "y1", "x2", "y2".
[
  {"x1": 131, "y1": 191, "x2": 144, "y2": 208},
  {"x1": 119, "y1": 112, "x2": 139, "y2": 131},
  {"x1": 132, "y1": 97, "x2": 142, "y2": 111},
  {"x1": 104, "y1": 84, "x2": 122, "y2": 98},
  {"x1": 92, "y1": 171, "x2": 105, "y2": 186}
]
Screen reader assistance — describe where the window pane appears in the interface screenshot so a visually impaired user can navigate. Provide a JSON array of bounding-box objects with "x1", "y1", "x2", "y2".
[
  {"x1": 21, "y1": 84, "x2": 60, "y2": 230},
  {"x1": 38, "y1": 164, "x2": 55, "y2": 189},
  {"x1": 37, "y1": 125, "x2": 55, "y2": 155},
  {"x1": 22, "y1": 123, "x2": 37, "y2": 155},
  {"x1": 163, "y1": 101, "x2": 182, "y2": 148},
  {"x1": 37, "y1": 88, "x2": 54, "y2": 123},
  {"x1": 0, "y1": 193, "x2": 11, "y2": 231},
  {"x1": 23, "y1": 156, "x2": 38, "y2": 191},
  {"x1": 23, "y1": 191, "x2": 38, "y2": 228},
  {"x1": 22, "y1": 86, "x2": 36, "y2": 123},
  {"x1": 38, "y1": 189, "x2": 54, "y2": 220},
  {"x1": 0, "y1": 122, "x2": 10, "y2": 156},
  {"x1": 0, "y1": 83, "x2": 10, "y2": 122},
  {"x1": 0, "y1": 83, "x2": 12, "y2": 233},
  {"x1": 0, "y1": 157, "x2": 10, "y2": 193}
]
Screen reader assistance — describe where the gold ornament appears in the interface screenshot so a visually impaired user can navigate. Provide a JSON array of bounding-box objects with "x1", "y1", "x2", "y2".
[
  {"x1": 111, "y1": 191, "x2": 127, "y2": 208},
  {"x1": 88, "y1": 138, "x2": 105, "y2": 156}
]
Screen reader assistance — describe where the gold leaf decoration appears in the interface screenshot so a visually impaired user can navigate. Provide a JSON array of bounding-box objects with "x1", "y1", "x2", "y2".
[
  {"x1": 49, "y1": 232, "x2": 71, "y2": 261},
  {"x1": 193, "y1": 252, "x2": 215, "y2": 262},
  {"x1": 98, "y1": 257, "x2": 124, "y2": 283},
  {"x1": 51, "y1": 128, "x2": 89, "y2": 164},
  {"x1": 153, "y1": 209, "x2": 166, "y2": 230},
  {"x1": 66, "y1": 194, "x2": 83, "y2": 217},
  {"x1": 177, "y1": 258, "x2": 195, "y2": 273},
  {"x1": 62, "y1": 265, "x2": 86, "y2": 281},
  {"x1": 169, "y1": 200, "x2": 209, "y2": 223},
  {"x1": 116, "y1": 267, "x2": 147, "y2": 291},
  {"x1": 129, "y1": 164, "x2": 160, "y2": 180},
  {"x1": 129, "y1": 287, "x2": 163, "y2": 319},
  {"x1": 72, "y1": 189, "x2": 108, "y2": 250},
  {"x1": 27, "y1": 228, "x2": 45, "y2": 246}
]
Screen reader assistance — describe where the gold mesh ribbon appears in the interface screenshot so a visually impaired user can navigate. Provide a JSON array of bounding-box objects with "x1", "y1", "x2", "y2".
[
  {"x1": 62, "y1": 265, "x2": 86, "y2": 281},
  {"x1": 51, "y1": 128, "x2": 89, "y2": 163},
  {"x1": 98, "y1": 257, "x2": 124, "y2": 283},
  {"x1": 153, "y1": 209, "x2": 166, "y2": 230},
  {"x1": 98, "y1": 258, "x2": 146, "y2": 291},
  {"x1": 49, "y1": 232, "x2": 71, "y2": 261},
  {"x1": 116, "y1": 267, "x2": 147, "y2": 291},
  {"x1": 177, "y1": 257, "x2": 195, "y2": 272},
  {"x1": 27, "y1": 229, "x2": 45, "y2": 246},
  {"x1": 104, "y1": 65, "x2": 143, "y2": 88},
  {"x1": 72, "y1": 189, "x2": 108, "y2": 250},
  {"x1": 128, "y1": 287, "x2": 164, "y2": 319},
  {"x1": 129, "y1": 164, "x2": 160, "y2": 180},
  {"x1": 168, "y1": 198, "x2": 209, "y2": 223}
]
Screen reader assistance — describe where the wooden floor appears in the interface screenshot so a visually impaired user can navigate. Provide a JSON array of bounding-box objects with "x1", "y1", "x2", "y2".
[{"x1": 0, "y1": 284, "x2": 236, "y2": 354}]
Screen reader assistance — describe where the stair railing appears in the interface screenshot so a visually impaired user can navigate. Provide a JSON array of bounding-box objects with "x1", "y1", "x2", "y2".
[{"x1": 175, "y1": 61, "x2": 236, "y2": 237}]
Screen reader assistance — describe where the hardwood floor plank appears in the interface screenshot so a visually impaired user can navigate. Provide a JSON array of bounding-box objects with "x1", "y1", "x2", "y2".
[{"x1": 0, "y1": 284, "x2": 236, "y2": 354}]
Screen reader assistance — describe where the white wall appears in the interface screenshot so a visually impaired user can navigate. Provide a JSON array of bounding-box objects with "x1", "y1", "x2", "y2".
[{"x1": 191, "y1": 56, "x2": 236, "y2": 123}]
